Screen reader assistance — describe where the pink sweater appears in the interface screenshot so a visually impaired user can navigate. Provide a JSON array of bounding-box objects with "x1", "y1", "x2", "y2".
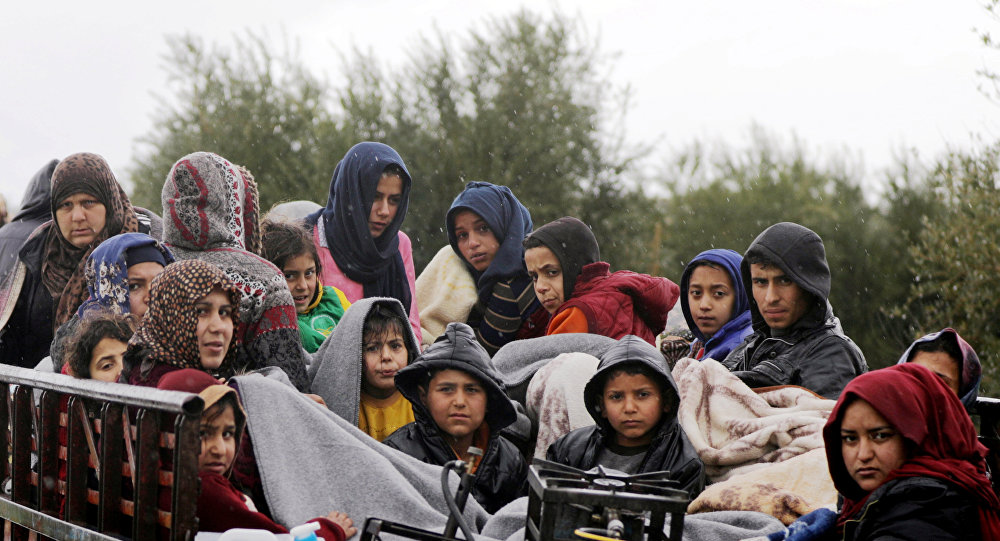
[{"x1": 313, "y1": 224, "x2": 422, "y2": 343}]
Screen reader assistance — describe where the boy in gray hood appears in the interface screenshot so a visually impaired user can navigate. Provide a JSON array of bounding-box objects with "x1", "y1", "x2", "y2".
[
  {"x1": 721, "y1": 222, "x2": 867, "y2": 399},
  {"x1": 385, "y1": 322, "x2": 528, "y2": 513}
]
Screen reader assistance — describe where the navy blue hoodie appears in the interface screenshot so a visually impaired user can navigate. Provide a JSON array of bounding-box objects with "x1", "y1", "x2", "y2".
[{"x1": 680, "y1": 248, "x2": 752, "y2": 361}]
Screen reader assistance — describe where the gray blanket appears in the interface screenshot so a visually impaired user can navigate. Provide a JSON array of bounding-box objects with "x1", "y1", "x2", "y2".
[{"x1": 491, "y1": 334, "x2": 616, "y2": 398}]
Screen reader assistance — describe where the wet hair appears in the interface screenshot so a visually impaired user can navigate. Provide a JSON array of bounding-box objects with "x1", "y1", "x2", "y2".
[
  {"x1": 363, "y1": 304, "x2": 414, "y2": 363},
  {"x1": 68, "y1": 312, "x2": 136, "y2": 379},
  {"x1": 909, "y1": 335, "x2": 963, "y2": 367},
  {"x1": 261, "y1": 219, "x2": 321, "y2": 276}
]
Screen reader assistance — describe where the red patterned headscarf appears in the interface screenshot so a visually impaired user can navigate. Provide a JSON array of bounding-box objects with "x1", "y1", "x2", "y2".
[
  {"x1": 824, "y1": 364, "x2": 1000, "y2": 538},
  {"x1": 128, "y1": 259, "x2": 240, "y2": 375},
  {"x1": 42, "y1": 153, "x2": 140, "y2": 326}
]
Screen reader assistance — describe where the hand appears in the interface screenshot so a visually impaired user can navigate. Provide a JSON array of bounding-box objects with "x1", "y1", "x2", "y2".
[
  {"x1": 304, "y1": 393, "x2": 327, "y2": 407},
  {"x1": 325, "y1": 511, "x2": 356, "y2": 538}
]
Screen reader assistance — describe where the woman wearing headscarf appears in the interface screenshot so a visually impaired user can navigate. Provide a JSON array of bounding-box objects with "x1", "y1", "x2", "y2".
[
  {"x1": 162, "y1": 152, "x2": 311, "y2": 391},
  {"x1": 0, "y1": 153, "x2": 160, "y2": 368},
  {"x1": 305, "y1": 142, "x2": 421, "y2": 342},
  {"x1": 679, "y1": 249, "x2": 753, "y2": 361},
  {"x1": 49, "y1": 232, "x2": 174, "y2": 372},
  {"x1": 823, "y1": 363, "x2": 1000, "y2": 540},
  {"x1": 123, "y1": 259, "x2": 241, "y2": 387},
  {"x1": 522, "y1": 216, "x2": 678, "y2": 345},
  {"x1": 434, "y1": 181, "x2": 545, "y2": 354},
  {"x1": 896, "y1": 328, "x2": 981, "y2": 412}
]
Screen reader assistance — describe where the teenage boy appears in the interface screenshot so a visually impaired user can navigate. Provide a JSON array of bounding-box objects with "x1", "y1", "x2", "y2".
[
  {"x1": 721, "y1": 222, "x2": 867, "y2": 399},
  {"x1": 384, "y1": 322, "x2": 527, "y2": 513},
  {"x1": 546, "y1": 335, "x2": 705, "y2": 498}
]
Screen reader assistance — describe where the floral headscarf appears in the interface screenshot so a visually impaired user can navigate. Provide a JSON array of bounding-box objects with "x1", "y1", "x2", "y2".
[
  {"x1": 42, "y1": 152, "x2": 140, "y2": 326},
  {"x1": 76, "y1": 233, "x2": 175, "y2": 318},
  {"x1": 128, "y1": 259, "x2": 240, "y2": 374}
]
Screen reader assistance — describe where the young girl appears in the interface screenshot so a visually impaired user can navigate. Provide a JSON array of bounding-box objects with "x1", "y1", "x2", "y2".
[
  {"x1": 824, "y1": 364, "x2": 1000, "y2": 539},
  {"x1": 310, "y1": 298, "x2": 420, "y2": 441},
  {"x1": 305, "y1": 142, "x2": 422, "y2": 342},
  {"x1": 679, "y1": 249, "x2": 752, "y2": 361},
  {"x1": 156, "y1": 369, "x2": 355, "y2": 538},
  {"x1": 261, "y1": 219, "x2": 350, "y2": 353},
  {"x1": 123, "y1": 259, "x2": 241, "y2": 387},
  {"x1": 66, "y1": 311, "x2": 134, "y2": 382}
]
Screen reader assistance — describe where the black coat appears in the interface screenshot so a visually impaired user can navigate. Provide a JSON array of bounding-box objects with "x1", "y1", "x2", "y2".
[
  {"x1": 384, "y1": 322, "x2": 528, "y2": 514},
  {"x1": 545, "y1": 335, "x2": 705, "y2": 499},
  {"x1": 841, "y1": 477, "x2": 981, "y2": 541},
  {"x1": 0, "y1": 160, "x2": 56, "y2": 281}
]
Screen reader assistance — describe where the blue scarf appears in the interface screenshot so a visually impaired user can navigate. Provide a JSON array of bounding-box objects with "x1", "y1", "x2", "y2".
[
  {"x1": 306, "y1": 142, "x2": 413, "y2": 313},
  {"x1": 77, "y1": 232, "x2": 175, "y2": 318},
  {"x1": 680, "y1": 248, "x2": 752, "y2": 361},
  {"x1": 446, "y1": 181, "x2": 533, "y2": 302}
]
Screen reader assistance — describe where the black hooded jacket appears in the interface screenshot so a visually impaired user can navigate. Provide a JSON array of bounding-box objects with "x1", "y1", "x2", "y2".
[
  {"x1": 0, "y1": 160, "x2": 56, "y2": 280},
  {"x1": 384, "y1": 322, "x2": 528, "y2": 513},
  {"x1": 545, "y1": 335, "x2": 705, "y2": 498},
  {"x1": 721, "y1": 222, "x2": 867, "y2": 399}
]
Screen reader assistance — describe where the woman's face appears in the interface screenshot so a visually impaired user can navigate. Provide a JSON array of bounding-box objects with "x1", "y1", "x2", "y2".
[
  {"x1": 839, "y1": 398, "x2": 908, "y2": 492},
  {"x1": 55, "y1": 192, "x2": 106, "y2": 248},
  {"x1": 368, "y1": 173, "x2": 404, "y2": 238},
  {"x1": 127, "y1": 262, "x2": 165, "y2": 318},
  {"x1": 194, "y1": 286, "x2": 235, "y2": 370},
  {"x1": 452, "y1": 210, "x2": 500, "y2": 272}
]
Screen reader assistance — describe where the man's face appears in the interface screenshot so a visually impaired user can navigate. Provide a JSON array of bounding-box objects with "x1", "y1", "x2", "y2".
[{"x1": 749, "y1": 263, "x2": 810, "y2": 330}]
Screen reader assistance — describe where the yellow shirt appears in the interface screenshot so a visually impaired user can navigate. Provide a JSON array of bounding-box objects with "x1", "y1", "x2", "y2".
[{"x1": 358, "y1": 392, "x2": 415, "y2": 442}]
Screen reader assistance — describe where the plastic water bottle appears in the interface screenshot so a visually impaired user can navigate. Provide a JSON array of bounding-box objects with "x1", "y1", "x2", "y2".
[{"x1": 290, "y1": 522, "x2": 325, "y2": 541}]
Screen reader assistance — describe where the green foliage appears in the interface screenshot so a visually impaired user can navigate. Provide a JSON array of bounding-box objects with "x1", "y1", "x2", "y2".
[
  {"x1": 894, "y1": 142, "x2": 1000, "y2": 393},
  {"x1": 656, "y1": 129, "x2": 909, "y2": 366},
  {"x1": 129, "y1": 34, "x2": 346, "y2": 213}
]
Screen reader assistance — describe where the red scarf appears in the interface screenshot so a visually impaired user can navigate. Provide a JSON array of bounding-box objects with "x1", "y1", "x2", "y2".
[{"x1": 824, "y1": 363, "x2": 1000, "y2": 539}]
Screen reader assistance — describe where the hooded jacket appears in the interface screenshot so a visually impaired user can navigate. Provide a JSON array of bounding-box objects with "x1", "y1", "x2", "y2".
[
  {"x1": 679, "y1": 249, "x2": 753, "y2": 361},
  {"x1": 721, "y1": 222, "x2": 867, "y2": 399},
  {"x1": 546, "y1": 335, "x2": 705, "y2": 498},
  {"x1": 896, "y1": 328, "x2": 981, "y2": 412},
  {"x1": 0, "y1": 160, "x2": 56, "y2": 281},
  {"x1": 383, "y1": 322, "x2": 528, "y2": 513},
  {"x1": 309, "y1": 297, "x2": 420, "y2": 428},
  {"x1": 162, "y1": 152, "x2": 310, "y2": 391}
]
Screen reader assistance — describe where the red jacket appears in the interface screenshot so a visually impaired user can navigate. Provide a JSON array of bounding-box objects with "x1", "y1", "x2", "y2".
[{"x1": 550, "y1": 262, "x2": 678, "y2": 344}]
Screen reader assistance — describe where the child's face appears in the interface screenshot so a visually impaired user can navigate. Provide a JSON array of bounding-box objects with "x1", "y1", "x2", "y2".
[
  {"x1": 524, "y1": 246, "x2": 565, "y2": 314},
  {"x1": 452, "y1": 210, "x2": 500, "y2": 272},
  {"x1": 601, "y1": 371, "x2": 667, "y2": 447},
  {"x1": 687, "y1": 264, "x2": 736, "y2": 338},
  {"x1": 361, "y1": 327, "x2": 408, "y2": 399},
  {"x1": 909, "y1": 351, "x2": 961, "y2": 395},
  {"x1": 198, "y1": 403, "x2": 237, "y2": 476},
  {"x1": 89, "y1": 337, "x2": 126, "y2": 383},
  {"x1": 127, "y1": 262, "x2": 165, "y2": 318},
  {"x1": 195, "y1": 286, "x2": 234, "y2": 370},
  {"x1": 283, "y1": 253, "x2": 319, "y2": 314},
  {"x1": 421, "y1": 369, "x2": 487, "y2": 443}
]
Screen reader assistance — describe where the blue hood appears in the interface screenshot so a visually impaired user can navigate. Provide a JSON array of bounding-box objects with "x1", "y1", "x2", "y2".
[{"x1": 680, "y1": 249, "x2": 752, "y2": 361}]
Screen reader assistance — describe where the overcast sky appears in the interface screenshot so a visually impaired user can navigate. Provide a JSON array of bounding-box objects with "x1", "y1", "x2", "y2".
[{"x1": 1, "y1": 0, "x2": 996, "y2": 212}]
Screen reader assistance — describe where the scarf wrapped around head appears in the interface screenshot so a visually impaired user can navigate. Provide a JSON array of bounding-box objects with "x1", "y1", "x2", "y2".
[
  {"x1": 128, "y1": 259, "x2": 240, "y2": 374},
  {"x1": 679, "y1": 248, "x2": 753, "y2": 361},
  {"x1": 823, "y1": 364, "x2": 1000, "y2": 537},
  {"x1": 42, "y1": 153, "x2": 140, "y2": 326},
  {"x1": 77, "y1": 233, "x2": 175, "y2": 318},
  {"x1": 446, "y1": 181, "x2": 533, "y2": 303},
  {"x1": 523, "y1": 216, "x2": 600, "y2": 300},
  {"x1": 306, "y1": 142, "x2": 413, "y2": 312},
  {"x1": 896, "y1": 328, "x2": 982, "y2": 411}
]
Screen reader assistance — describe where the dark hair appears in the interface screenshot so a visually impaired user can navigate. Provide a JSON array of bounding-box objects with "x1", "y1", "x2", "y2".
[
  {"x1": 363, "y1": 304, "x2": 414, "y2": 363},
  {"x1": 382, "y1": 164, "x2": 406, "y2": 179},
  {"x1": 68, "y1": 312, "x2": 136, "y2": 379},
  {"x1": 910, "y1": 335, "x2": 963, "y2": 366},
  {"x1": 522, "y1": 235, "x2": 546, "y2": 251},
  {"x1": 261, "y1": 219, "x2": 321, "y2": 275},
  {"x1": 745, "y1": 253, "x2": 778, "y2": 268},
  {"x1": 598, "y1": 362, "x2": 665, "y2": 397},
  {"x1": 687, "y1": 260, "x2": 723, "y2": 273},
  {"x1": 203, "y1": 393, "x2": 247, "y2": 442}
]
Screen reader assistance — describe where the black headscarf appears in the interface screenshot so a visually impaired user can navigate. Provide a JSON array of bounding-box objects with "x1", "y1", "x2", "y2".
[
  {"x1": 523, "y1": 216, "x2": 600, "y2": 299},
  {"x1": 307, "y1": 142, "x2": 413, "y2": 312}
]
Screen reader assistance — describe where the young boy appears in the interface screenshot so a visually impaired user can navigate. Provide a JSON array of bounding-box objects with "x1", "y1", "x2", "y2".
[
  {"x1": 156, "y1": 369, "x2": 355, "y2": 538},
  {"x1": 546, "y1": 335, "x2": 705, "y2": 498},
  {"x1": 66, "y1": 311, "x2": 134, "y2": 382},
  {"x1": 310, "y1": 298, "x2": 420, "y2": 442},
  {"x1": 384, "y1": 322, "x2": 528, "y2": 514},
  {"x1": 261, "y1": 219, "x2": 351, "y2": 353},
  {"x1": 897, "y1": 328, "x2": 981, "y2": 412},
  {"x1": 522, "y1": 217, "x2": 679, "y2": 345},
  {"x1": 680, "y1": 249, "x2": 753, "y2": 361}
]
